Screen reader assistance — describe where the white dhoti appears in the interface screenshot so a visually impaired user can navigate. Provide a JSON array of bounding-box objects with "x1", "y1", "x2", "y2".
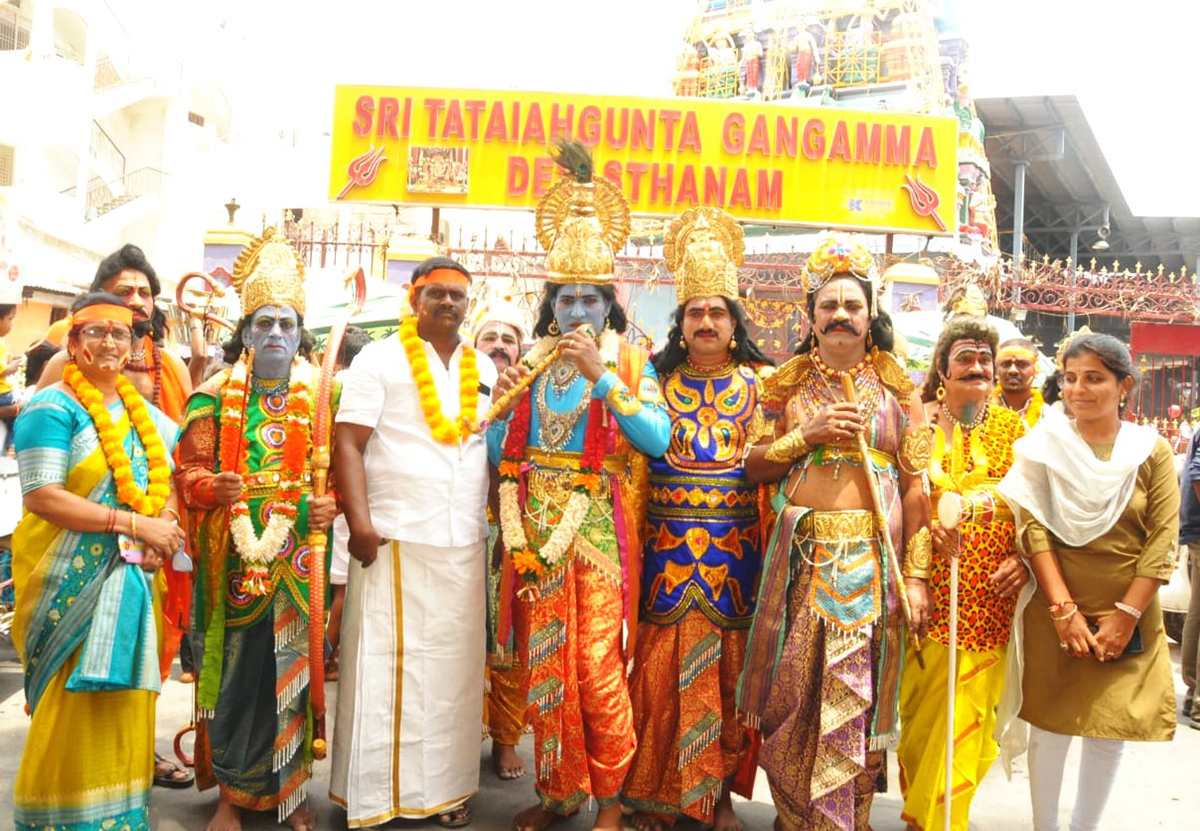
[{"x1": 330, "y1": 539, "x2": 485, "y2": 827}]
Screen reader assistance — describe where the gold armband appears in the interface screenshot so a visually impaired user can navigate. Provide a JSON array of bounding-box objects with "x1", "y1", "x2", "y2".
[
  {"x1": 898, "y1": 427, "x2": 934, "y2": 475},
  {"x1": 903, "y1": 525, "x2": 932, "y2": 579},
  {"x1": 764, "y1": 428, "x2": 812, "y2": 464},
  {"x1": 605, "y1": 380, "x2": 643, "y2": 416}
]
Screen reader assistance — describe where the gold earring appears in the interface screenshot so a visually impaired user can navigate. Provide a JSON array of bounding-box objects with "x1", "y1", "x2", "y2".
[
  {"x1": 1119, "y1": 394, "x2": 1127, "y2": 408},
  {"x1": 729, "y1": 337, "x2": 738, "y2": 350},
  {"x1": 936, "y1": 384, "x2": 946, "y2": 401},
  {"x1": 680, "y1": 337, "x2": 688, "y2": 350},
  {"x1": 548, "y1": 319, "x2": 560, "y2": 336}
]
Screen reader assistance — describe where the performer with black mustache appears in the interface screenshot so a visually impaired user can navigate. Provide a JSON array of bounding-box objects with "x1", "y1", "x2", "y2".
[{"x1": 743, "y1": 236, "x2": 930, "y2": 831}]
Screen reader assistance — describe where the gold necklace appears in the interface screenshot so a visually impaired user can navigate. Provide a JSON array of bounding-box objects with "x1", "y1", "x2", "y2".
[
  {"x1": 548, "y1": 357, "x2": 581, "y2": 397},
  {"x1": 536, "y1": 363, "x2": 594, "y2": 453}
]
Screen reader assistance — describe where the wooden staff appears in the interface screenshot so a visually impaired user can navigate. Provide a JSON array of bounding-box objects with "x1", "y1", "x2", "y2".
[
  {"x1": 307, "y1": 267, "x2": 367, "y2": 760},
  {"x1": 839, "y1": 372, "x2": 925, "y2": 669}
]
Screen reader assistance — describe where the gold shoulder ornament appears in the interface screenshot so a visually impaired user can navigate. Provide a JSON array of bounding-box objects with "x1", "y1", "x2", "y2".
[
  {"x1": 870, "y1": 348, "x2": 914, "y2": 397},
  {"x1": 761, "y1": 353, "x2": 813, "y2": 405}
]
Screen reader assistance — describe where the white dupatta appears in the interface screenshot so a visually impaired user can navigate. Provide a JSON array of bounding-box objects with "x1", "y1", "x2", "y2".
[{"x1": 991, "y1": 407, "x2": 1158, "y2": 776}]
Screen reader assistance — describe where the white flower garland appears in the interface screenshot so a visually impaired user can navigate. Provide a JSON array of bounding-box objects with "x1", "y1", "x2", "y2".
[{"x1": 231, "y1": 504, "x2": 299, "y2": 566}]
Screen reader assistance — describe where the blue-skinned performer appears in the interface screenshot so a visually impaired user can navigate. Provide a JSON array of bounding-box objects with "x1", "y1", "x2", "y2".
[
  {"x1": 487, "y1": 141, "x2": 670, "y2": 831},
  {"x1": 621, "y1": 207, "x2": 775, "y2": 831},
  {"x1": 176, "y1": 230, "x2": 338, "y2": 831}
]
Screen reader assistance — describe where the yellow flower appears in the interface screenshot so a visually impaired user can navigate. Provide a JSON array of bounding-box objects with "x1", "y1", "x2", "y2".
[{"x1": 512, "y1": 547, "x2": 541, "y2": 576}]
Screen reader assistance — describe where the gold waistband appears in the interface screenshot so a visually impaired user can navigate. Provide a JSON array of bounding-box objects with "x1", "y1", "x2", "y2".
[
  {"x1": 798, "y1": 509, "x2": 880, "y2": 541},
  {"x1": 525, "y1": 447, "x2": 630, "y2": 475},
  {"x1": 524, "y1": 448, "x2": 626, "y2": 506},
  {"x1": 815, "y1": 446, "x2": 897, "y2": 469}
]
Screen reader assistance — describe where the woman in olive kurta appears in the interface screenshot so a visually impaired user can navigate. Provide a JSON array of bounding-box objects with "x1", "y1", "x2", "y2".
[{"x1": 997, "y1": 334, "x2": 1178, "y2": 831}]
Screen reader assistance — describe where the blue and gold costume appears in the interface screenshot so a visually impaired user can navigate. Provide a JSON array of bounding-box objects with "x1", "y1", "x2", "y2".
[
  {"x1": 643, "y1": 364, "x2": 763, "y2": 627},
  {"x1": 623, "y1": 205, "x2": 765, "y2": 826},
  {"x1": 624, "y1": 361, "x2": 766, "y2": 822}
]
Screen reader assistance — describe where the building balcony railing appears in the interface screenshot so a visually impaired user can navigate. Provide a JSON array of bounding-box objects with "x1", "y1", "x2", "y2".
[
  {"x1": 62, "y1": 167, "x2": 167, "y2": 220},
  {"x1": 0, "y1": 5, "x2": 31, "y2": 53}
]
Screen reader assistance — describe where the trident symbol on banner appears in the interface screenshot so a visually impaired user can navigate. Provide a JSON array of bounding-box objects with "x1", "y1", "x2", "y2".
[
  {"x1": 337, "y1": 145, "x2": 387, "y2": 199},
  {"x1": 901, "y1": 173, "x2": 947, "y2": 232}
]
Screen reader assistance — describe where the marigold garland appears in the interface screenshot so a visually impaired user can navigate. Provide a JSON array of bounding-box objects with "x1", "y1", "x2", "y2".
[
  {"x1": 995, "y1": 384, "x2": 1044, "y2": 428},
  {"x1": 63, "y1": 362, "x2": 171, "y2": 516},
  {"x1": 398, "y1": 316, "x2": 479, "y2": 444},
  {"x1": 218, "y1": 359, "x2": 312, "y2": 596}
]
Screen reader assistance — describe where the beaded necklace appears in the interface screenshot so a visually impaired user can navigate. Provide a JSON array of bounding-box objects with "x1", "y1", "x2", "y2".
[
  {"x1": 124, "y1": 339, "x2": 162, "y2": 408},
  {"x1": 683, "y1": 356, "x2": 735, "y2": 376},
  {"x1": 939, "y1": 400, "x2": 989, "y2": 431}
]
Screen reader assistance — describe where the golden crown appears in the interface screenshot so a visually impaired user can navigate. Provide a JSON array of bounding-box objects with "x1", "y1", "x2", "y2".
[
  {"x1": 664, "y1": 207, "x2": 744, "y2": 304},
  {"x1": 231, "y1": 228, "x2": 306, "y2": 317},
  {"x1": 803, "y1": 234, "x2": 878, "y2": 296},
  {"x1": 535, "y1": 141, "x2": 631, "y2": 285}
]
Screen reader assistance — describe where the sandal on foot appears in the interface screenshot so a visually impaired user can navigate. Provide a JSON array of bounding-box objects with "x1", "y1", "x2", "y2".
[
  {"x1": 438, "y1": 805, "x2": 472, "y2": 828},
  {"x1": 153, "y1": 753, "x2": 194, "y2": 788}
]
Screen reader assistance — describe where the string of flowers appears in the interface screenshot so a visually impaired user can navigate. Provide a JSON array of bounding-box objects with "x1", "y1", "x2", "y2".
[
  {"x1": 995, "y1": 384, "x2": 1044, "y2": 428},
  {"x1": 398, "y1": 316, "x2": 479, "y2": 444},
  {"x1": 63, "y1": 362, "x2": 170, "y2": 516},
  {"x1": 218, "y1": 359, "x2": 312, "y2": 596},
  {"x1": 499, "y1": 386, "x2": 608, "y2": 587}
]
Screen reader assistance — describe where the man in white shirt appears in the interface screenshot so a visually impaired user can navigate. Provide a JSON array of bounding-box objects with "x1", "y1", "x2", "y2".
[{"x1": 330, "y1": 258, "x2": 495, "y2": 829}]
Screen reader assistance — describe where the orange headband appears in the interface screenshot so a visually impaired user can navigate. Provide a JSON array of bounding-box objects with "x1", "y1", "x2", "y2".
[
  {"x1": 996, "y1": 344, "x2": 1038, "y2": 363},
  {"x1": 70, "y1": 304, "x2": 133, "y2": 327},
  {"x1": 411, "y1": 268, "x2": 469, "y2": 290}
]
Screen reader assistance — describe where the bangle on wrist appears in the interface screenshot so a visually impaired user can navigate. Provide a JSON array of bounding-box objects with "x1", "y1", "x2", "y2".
[
  {"x1": 161, "y1": 506, "x2": 180, "y2": 523},
  {"x1": 129, "y1": 511, "x2": 138, "y2": 540},
  {"x1": 1050, "y1": 604, "x2": 1077, "y2": 622},
  {"x1": 1048, "y1": 599, "x2": 1075, "y2": 614},
  {"x1": 1114, "y1": 601, "x2": 1142, "y2": 620}
]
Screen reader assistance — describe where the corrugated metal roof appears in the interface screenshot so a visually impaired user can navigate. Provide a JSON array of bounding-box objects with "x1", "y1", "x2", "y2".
[{"x1": 977, "y1": 94, "x2": 1200, "y2": 273}]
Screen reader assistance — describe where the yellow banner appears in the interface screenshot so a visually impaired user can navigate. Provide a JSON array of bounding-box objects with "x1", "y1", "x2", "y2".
[{"x1": 329, "y1": 85, "x2": 958, "y2": 235}]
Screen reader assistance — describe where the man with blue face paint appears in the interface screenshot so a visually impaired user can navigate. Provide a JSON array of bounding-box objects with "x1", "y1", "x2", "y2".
[
  {"x1": 176, "y1": 229, "x2": 338, "y2": 831},
  {"x1": 488, "y1": 142, "x2": 670, "y2": 831}
]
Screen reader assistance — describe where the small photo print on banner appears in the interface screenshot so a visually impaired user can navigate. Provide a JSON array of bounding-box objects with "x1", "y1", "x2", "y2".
[{"x1": 407, "y1": 147, "x2": 469, "y2": 194}]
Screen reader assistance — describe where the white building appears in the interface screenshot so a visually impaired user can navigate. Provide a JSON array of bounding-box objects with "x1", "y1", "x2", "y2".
[{"x1": 0, "y1": 0, "x2": 233, "y2": 348}]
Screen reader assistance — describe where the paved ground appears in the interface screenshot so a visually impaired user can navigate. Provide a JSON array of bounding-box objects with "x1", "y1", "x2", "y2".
[{"x1": 0, "y1": 636, "x2": 1197, "y2": 830}]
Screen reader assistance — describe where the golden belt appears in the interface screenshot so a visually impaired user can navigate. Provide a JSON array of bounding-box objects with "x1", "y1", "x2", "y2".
[
  {"x1": 815, "y1": 446, "x2": 897, "y2": 469},
  {"x1": 525, "y1": 447, "x2": 629, "y2": 475},
  {"x1": 524, "y1": 448, "x2": 627, "y2": 505},
  {"x1": 797, "y1": 509, "x2": 880, "y2": 542}
]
